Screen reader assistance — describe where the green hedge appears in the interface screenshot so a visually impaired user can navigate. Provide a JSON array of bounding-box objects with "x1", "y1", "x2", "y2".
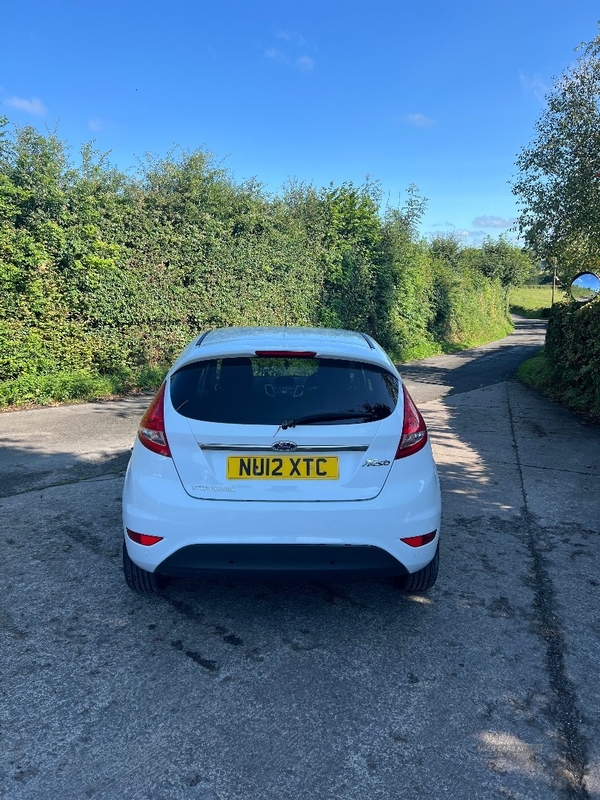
[
  {"x1": 0, "y1": 119, "x2": 520, "y2": 407},
  {"x1": 541, "y1": 300, "x2": 600, "y2": 420}
]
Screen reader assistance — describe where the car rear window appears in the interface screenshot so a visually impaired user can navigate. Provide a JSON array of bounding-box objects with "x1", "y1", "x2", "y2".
[{"x1": 170, "y1": 357, "x2": 399, "y2": 425}]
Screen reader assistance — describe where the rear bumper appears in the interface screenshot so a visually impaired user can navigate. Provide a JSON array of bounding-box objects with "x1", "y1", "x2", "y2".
[
  {"x1": 123, "y1": 440, "x2": 441, "y2": 576},
  {"x1": 154, "y1": 543, "x2": 409, "y2": 578}
]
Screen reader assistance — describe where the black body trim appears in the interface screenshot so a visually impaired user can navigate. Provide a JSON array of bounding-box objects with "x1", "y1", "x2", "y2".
[
  {"x1": 360, "y1": 333, "x2": 376, "y2": 349},
  {"x1": 154, "y1": 544, "x2": 408, "y2": 578}
]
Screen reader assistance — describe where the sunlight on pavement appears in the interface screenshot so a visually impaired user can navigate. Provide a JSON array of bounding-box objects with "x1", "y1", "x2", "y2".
[
  {"x1": 424, "y1": 402, "x2": 491, "y2": 489},
  {"x1": 405, "y1": 594, "x2": 433, "y2": 605},
  {"x1": 420, "y1": 394, "x2": 520, "y2": 516}
]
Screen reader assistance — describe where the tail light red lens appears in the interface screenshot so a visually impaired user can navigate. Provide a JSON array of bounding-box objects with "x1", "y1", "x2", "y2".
[
  {"x1": 401, "y1": 531, "x2": 437, "y2": 547},
  {"x1": 138, "y1": 382, "x2": 172, "y2": 457},
  {"x1": 126, "y1": 529, "x2": 164, "y2": 546},
  {"x1": 395, "y1": 384, "x2": 428, "y2": 459}
]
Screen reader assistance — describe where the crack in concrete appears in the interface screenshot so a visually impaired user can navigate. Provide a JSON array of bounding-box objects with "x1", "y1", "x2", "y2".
[
  {"x1": 463, "y1": 459, "x2": 598, "y2": 479},
  {"x1": 506, "y1": 383, "x2": 590, "y2": 800}
]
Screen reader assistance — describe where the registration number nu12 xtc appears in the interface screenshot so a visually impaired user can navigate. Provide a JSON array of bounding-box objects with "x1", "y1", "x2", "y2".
[{"x1": 226, "y1": 456, "x2": 339, "y2": 480}]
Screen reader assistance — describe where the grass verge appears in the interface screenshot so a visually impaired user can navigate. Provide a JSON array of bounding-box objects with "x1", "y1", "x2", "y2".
[
  {"x1": 516, "y1": 350, "x2": 553, "y2": 391},
  {"x1": 0, "y1": 366, "x2": 168, "y2": 410},
  {"x1": 516, "y1": 350, "x2": 600, "y2": 423},
  {"x1": 398, "y1": 319, "x2": 513, "y2": 361}
]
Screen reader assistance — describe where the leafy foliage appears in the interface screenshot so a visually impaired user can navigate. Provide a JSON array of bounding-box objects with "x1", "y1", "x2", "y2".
[
  {"x1": 511, "y1": 28, "x2": 600, "y2": 421},
  {"x1": 543, "y1": 300, "x2": 600, "y2": 419},
  {"x1": 518, "y1": 299, "x2": 600, "y2": 421},
  {"x1": 512, "y1": 30, "x2": 600, "y2": 281},
  {"x1": 0, "y1": 118, "x2": 516, "y2": 406},
  {"x1": 427, "y1": 233, "x2": 522, "y2": 347},
  {"x1": 463, "y1": 237, "x2": 535, "y2": 287}
]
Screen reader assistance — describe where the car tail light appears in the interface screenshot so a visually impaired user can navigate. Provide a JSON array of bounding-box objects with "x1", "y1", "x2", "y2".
[
  {"x1": 395, "y1": 384, "x2": 428, "y2": 459},
  {"x1": 126, "y1": 529, "x2": 164, "y2": 546},
  {"x1": 401, "y1": 531, "x2": 437, "y2": 547},
  {"x1": 255, "y1": 350, "x2": 316, "y2": 358},
  {"x1": 138, "y1": 382, "x2": 172, "y2": 457}
]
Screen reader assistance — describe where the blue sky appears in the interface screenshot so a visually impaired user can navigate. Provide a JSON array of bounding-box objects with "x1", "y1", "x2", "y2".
[{"x1": 1, "y1": 1, "x2": 599, "y2": 242}]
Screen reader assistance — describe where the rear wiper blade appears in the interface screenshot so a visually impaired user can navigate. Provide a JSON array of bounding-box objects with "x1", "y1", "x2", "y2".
[{"x1": 280, "y1": 412, "x2": 380, "y2": 429}]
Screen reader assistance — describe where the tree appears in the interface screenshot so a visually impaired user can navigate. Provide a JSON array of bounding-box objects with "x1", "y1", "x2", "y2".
[
  {"x1": 428, "y1": 232, "x2": 463, "y2": 271},
  {"x1": 317, "y1": 181, "x2": 383, "y2": 333},
  {"x1": 511, "y1": 30, "x2": 600, "y2": 279},
  {"x1": 463, "y1": 236, "x2": 534, "y2": 287}
]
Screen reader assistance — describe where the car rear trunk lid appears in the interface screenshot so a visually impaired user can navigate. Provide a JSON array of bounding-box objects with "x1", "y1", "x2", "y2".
[{"x1": 164, "y1": 355, "x2": 401, "y2": 502}]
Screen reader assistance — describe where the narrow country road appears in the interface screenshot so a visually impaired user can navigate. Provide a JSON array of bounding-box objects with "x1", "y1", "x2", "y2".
[
  {"x1": 1, "y1": 317, "x2": 599, "y2": 800},
  {"x1": 400, "y1": 315, "x2": 548, "y2": 402}
]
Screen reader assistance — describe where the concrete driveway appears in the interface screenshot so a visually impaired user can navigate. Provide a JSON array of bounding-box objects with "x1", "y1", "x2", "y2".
[{"x1": 1, "y1": 318, "x2": 599, "y2": 800}]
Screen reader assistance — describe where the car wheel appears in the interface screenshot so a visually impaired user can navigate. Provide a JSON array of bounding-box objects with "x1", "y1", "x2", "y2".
[
  {"x1": 122, "y1": 542, "x2": 165, "y2": 594},
  {"x1": 400, "y1": 545, "x2": 439, "y2": 592}
]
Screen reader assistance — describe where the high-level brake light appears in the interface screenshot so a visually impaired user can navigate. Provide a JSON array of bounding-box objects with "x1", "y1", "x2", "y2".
[{"x1": 255, "y1": 350, "x2": 317, "y2": 358}]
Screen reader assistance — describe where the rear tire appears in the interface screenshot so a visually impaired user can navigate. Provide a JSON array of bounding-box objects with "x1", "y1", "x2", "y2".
[
  {"x1": 122, "y1": 542, "x2": 165, "y2": 594},
  {"x1": 401, "y1": 545, "x2": 439, "y2": 592}
]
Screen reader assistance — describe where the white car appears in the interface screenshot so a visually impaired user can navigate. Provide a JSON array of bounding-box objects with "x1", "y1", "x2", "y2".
[{"x1": 122, "y1": 327, "x2": 441, "y2": 593}]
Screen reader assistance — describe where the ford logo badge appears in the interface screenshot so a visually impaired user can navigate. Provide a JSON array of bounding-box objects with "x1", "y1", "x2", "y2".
[{"x1": 272, "y1": 441, "x2": 298, "y2": 452}]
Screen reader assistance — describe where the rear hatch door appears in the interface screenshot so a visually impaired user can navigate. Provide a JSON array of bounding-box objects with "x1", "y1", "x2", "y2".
[{"x1": 164, "y1": 354, "x2": 401, "y2": 502}]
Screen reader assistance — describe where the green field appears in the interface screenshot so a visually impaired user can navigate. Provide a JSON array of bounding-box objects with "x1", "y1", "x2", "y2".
[{"x1": 508, "y1": 285, "x2": 559, "y2": 318}]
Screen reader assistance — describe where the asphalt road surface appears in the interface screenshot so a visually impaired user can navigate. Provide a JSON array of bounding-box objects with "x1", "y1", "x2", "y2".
[{"x1": 1, "y1": 317, "x2": 599, "y2": 800}]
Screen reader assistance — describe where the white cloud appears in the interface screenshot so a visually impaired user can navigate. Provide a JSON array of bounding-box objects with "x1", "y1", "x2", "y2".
[
  {"x1": 277, "y1": 30, "x2": 306, "y2": 46},
  {"x1": 297, "y1": 55, "x2": 315, "y2": 73},
  {"x1": 405, "y1": 113, "x2": 434, "y2": 127},
  {"x1": 265, "y1": 46, "x2": 315, "y2": 72},
  {"x1": 267, "y1": 29, "x2": 313, "y2": 68},
  {"x1": 472, "y1": 215, "x2": 515, "y2": 229},
  {"x1": 519, "y1": 72, "x2": 550, "y2": 102},
  {"x1": 456, "y1": 231, "x2": 485, "y2": 246},
  {"x1": 455, "y1": 228, "x2": 521, "y2": 244},
  {"x1": 456, "y1": 229, "x2": 487, "y2": 241},
  {"x1": 6, "y1": 96, "x2": 46, "y2": 116}
]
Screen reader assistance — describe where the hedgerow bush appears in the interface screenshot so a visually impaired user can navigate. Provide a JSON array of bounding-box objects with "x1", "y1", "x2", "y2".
[
  {"x1": 0, "y1": 117, "x2": 522, "y2": 407},
  {"x1": 544, "y1": 300, "x2": 600, "y2": 419},
  {"x1": 428, "y1": 235, "x2": 514, "y2": 351}
]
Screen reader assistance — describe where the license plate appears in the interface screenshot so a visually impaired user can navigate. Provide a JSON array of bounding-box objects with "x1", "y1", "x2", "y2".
[{"x1": 227, "y1": 455, "x2": 339, "y2": 480}]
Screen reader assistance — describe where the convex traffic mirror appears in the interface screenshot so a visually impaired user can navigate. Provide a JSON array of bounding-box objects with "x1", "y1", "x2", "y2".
[{"x1": 570, "y1": 272, "x2": 600, "y2": 303}]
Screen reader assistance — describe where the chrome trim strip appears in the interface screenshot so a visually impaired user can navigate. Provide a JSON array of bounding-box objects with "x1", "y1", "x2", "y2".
[{"x1": 198, "y1": 443, "x2": 370, "y2": 452}]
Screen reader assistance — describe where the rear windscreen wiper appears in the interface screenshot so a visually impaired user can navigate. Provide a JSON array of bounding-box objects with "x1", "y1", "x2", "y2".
[{"x1": 280, "y1": 411, "x2": 381, "y2": 429}]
